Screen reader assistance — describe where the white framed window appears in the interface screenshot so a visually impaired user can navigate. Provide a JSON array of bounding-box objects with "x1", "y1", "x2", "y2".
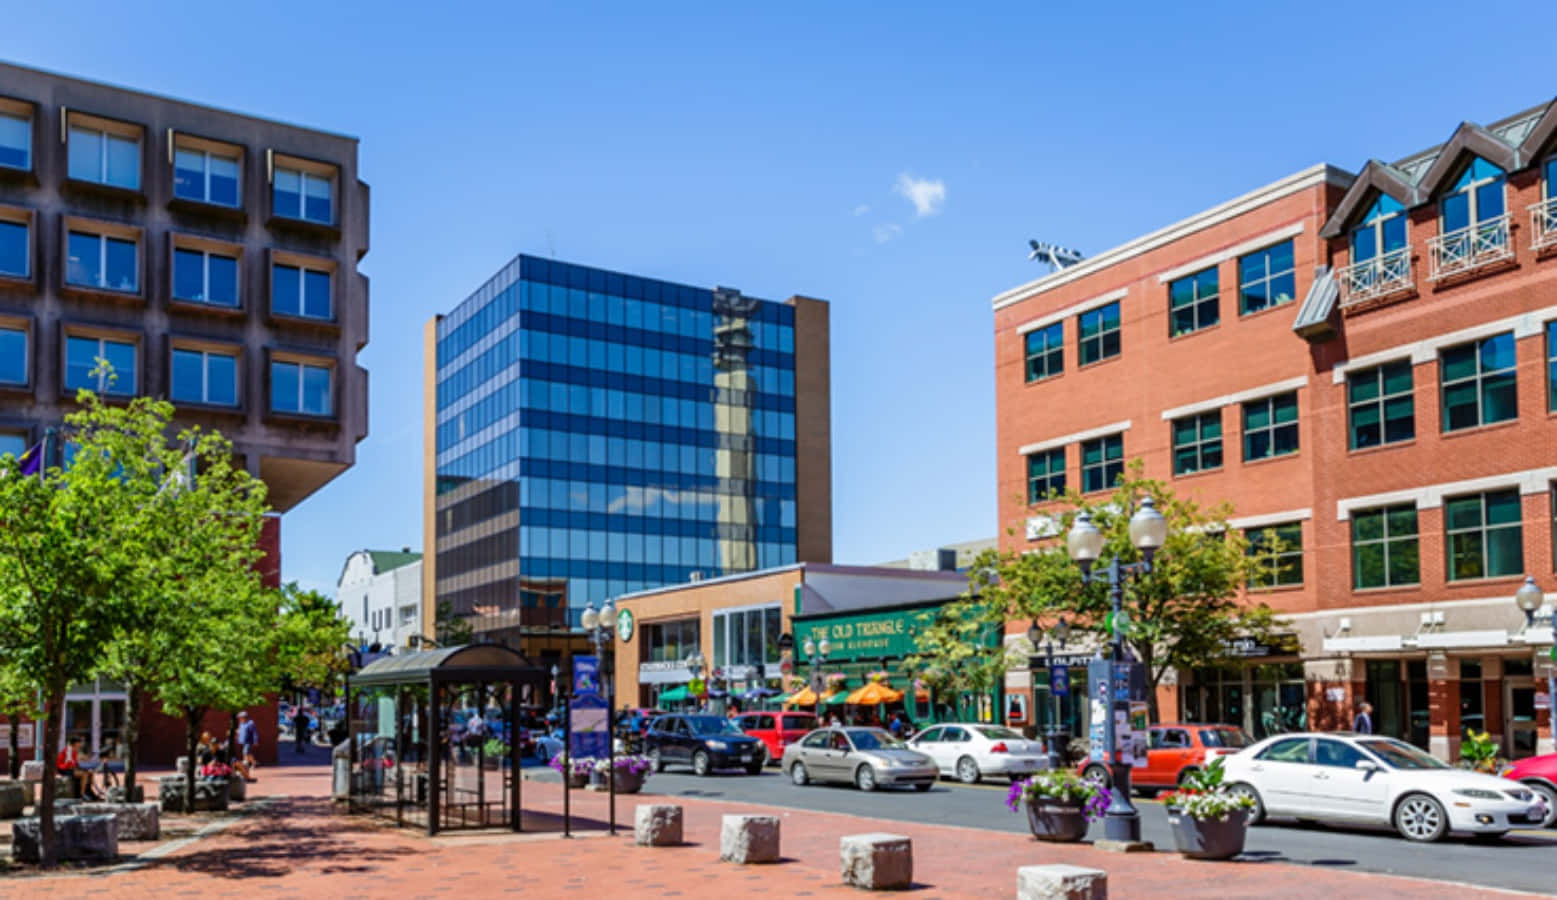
[
  {"x1": 172, "y1": 245, "x2": 239, "y2": 307},
  {"x1": 271, "y1": 260, "x2": 332, "y2": 319},
  {"x1": 273, "y1": 164, "x2": 334, "y2": 225},
  {"x1": 0, "y1": 102, "x2": 30, "y2": 171},
  {"x1": 66, "y1": 229, "x2": 138, "y2": 293},
  {"x1": 270, "y1": 359, "x2": 331, "y2": 416},
  {"x1": 174, "y1": 146, "x2": 240, "y2": 207},
  {"x1": 1442, "y1": 156, "x2": 1505, "y2": 233},
  {"x1": 170, "y1": 347, "x2": 237, "y2": 407},
  {"x1": 68, "y1": 124, "x2": 140, "y2": 190}
]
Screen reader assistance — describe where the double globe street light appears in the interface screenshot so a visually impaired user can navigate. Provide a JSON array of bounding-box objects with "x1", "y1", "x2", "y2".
[
  {"x1": 1514, "y1": 577, "x2": 1555, "y2": 751},
  {"x1": 1026, "y1": 616, "x2": 1072, "y2": 770},
  {"x1": 1065, "y1": 496, "x2": 1168, "y2": 845},
  {"x1": 802, "y1": 636, "x2": 830, "y2": 694},
  {"x1": 579, "y1": 599, "x2": 618, "y2": 835}
]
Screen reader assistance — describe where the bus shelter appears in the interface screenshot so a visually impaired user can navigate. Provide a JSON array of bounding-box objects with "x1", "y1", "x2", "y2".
[{"x1": 345, "y1": 644, "x2": 553, "y2": 835}]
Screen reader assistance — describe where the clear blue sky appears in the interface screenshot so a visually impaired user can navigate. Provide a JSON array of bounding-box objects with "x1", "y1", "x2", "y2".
[{"x1": 6, "y1": 1, "x2": 1556, "y2": 597}]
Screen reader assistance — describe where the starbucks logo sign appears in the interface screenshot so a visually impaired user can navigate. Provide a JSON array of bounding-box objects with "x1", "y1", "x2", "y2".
[{"x1": 616, "y1": 607, "x2": 635, "y2": 643}]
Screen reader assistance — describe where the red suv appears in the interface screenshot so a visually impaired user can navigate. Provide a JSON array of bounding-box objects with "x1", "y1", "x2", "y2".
[
  {"x1": 1500, "y1": 752, "x2": 1557, "y2": 828},
  {"x1": 1078, "y1": 723, "x2": 1254, "y2": 794},
  {"x1": 733, "y1": 711, "x2": 818, "y2": 765}
]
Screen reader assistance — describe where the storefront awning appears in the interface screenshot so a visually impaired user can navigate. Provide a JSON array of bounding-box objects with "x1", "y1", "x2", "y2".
[
  {"x1": 658, "y1": 685, "x2": 693, "y2": 703},
  {"x1": 845, "y1": 683, "x2": 903, "y2": 705},
  {"x1": 821, "y1": 690, "x2": 849, "y2": 706}
]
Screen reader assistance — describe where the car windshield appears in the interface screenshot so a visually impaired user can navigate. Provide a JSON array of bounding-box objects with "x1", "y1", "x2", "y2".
[
  {"x1": 975, "y1": 726, "x2": 1024, "y2": 740},
  {"x1": 686, "y1": 716, "x2": 744, "y2": 736},
  {"x1": 1359, "y1": 739, "x2": 1447, "y2": 770},
  {"x1": 846, "y1": 729, "x2": 903, "y2": 751},
  {"x1": 1200, "y1": 729, "x2": 1254, "y2": 748}
]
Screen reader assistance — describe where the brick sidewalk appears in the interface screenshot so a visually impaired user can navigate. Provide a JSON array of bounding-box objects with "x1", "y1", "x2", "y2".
[{"x1": 3, "y1": 765, "x2": 1551, "y2": 899}]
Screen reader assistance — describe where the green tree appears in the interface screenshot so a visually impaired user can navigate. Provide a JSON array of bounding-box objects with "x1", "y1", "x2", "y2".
[
  {"x1": 277, "y1": 582, "x2": 353, "y2": 695},
  {"x1": 436, "y1": 600, "x2": 473, "y2": 647},
  {"x1": 917, "y1": 461, "x2": 1285, "y2": 722}
]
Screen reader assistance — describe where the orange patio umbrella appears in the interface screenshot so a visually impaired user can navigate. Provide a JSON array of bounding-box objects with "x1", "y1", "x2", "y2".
[
  {"x1": 845, "y1": 682, "x2": 903, "y2": 706},
  {"x1": 784, "y1": 686, "x2": 820, "y2": 707}
]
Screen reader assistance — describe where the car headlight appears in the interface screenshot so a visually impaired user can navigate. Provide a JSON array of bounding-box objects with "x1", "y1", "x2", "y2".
[
  {"x1": 1452, "y1": 788, "x2": 1502, "y2": 800},
  {"x1": 1505, "y1": 789, "x2": 1533, "y2": 802},
  {"x1": 705, "y1": 740, "x2": 728, "y2": 750}
]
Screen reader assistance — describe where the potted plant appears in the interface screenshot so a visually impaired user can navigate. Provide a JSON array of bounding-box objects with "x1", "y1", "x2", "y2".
[
  {"x1": 549, "y1": 753, "x2": 596, "y2": 788},
  {"x1": 482, "y1": 738, "x2": 509, "y2": 769},
  {"x1": 596, "y1": 755, "x2": 654, "y2": 793},
  {"x1": 1458, "y1": 729, "x2": 1503, "y2": 773},
  {"x1": 1160, "y1": 758, "x2": 1254, "y2": 860},
  {"x1": 1007, "y1": 770, "x2": 1108, "y2": 842}
]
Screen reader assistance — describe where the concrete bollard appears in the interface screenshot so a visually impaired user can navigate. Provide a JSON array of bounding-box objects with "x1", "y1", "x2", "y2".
[
  {"x1": 1017, "y1": 864, "x2": 1108, "y2": 900},
  {"x1": 840, "y1": 832, "x2": 913, "y2": 890},
  {"x1": 719, "y1": 814, "x2": 780, "y2": 864},
  {"x1": 634, "y1": 804, "x2": 684, "y2": 846}
]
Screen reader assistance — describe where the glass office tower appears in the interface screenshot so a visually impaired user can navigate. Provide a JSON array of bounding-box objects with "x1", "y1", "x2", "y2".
[{"x1": 427, "y1": 255, "x2": 830, "y2": 637}]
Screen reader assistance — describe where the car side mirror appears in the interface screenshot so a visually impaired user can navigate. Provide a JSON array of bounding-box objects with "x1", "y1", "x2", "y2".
[{"x1": 1354, "y1": 760, "x2": 1379, "y2": 772}]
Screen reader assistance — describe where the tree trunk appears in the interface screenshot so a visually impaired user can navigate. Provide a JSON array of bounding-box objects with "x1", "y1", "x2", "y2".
[
  {"x1": 122, "y1": 681, "x2": 142, "y2": 800},
  {"x1": 38, "y1": 687, "x2": 63, "y2": 869},
  {"x1": 6, "y1": 711, "x2": 19, "y2": 780},
  {"x1": 226, "y1": 710, "x2": 239, "y2": 756},
  {"x1": 183, "y1": 707, "x2": 202, "y2": 815}
]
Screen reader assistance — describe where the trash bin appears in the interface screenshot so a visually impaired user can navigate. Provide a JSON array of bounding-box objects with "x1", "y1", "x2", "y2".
[{"x1": 332, "y1": 741, "x2": 351, "y2": 801}]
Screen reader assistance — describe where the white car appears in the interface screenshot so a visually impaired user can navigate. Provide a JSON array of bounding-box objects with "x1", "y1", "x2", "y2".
[
  {"x1": 908, "y1": 723, "x2": 1049, "y2": 784},
  {"x1": 1222, "y1": 732, "x2": 1547, "y2": 842}
]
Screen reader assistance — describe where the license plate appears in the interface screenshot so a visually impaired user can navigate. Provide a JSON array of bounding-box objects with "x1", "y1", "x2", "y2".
[{"x1": 741, "y1": 755, "x2": 752, "y2": 762}]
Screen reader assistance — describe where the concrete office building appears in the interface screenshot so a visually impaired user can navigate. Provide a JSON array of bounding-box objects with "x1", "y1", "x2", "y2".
[
  {"x1": 336, "y1": 549, "x2": 423, "y2": 650},
  {"x1": 0, "y1": 61, "x2": 370, "y2": 766},
  {"x1": 424, "y1": 255, "x2": 832, "y2": 664},
  {"x1": 993, "y1": 98, "x2": 1557, "y2": 760}
]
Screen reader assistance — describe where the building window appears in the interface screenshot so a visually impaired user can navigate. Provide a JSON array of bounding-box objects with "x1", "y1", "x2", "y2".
[
  {"x1": 712, "y1": 606, "x2": 782, "y2": 671},
  {"x1": 1445, "y1": 490, "x2": 1522, "y2": 581},
  {"x1": 1247, "y1": 522, "x2": 1303, "y2": 588},
  {"x1": 0, "y1": 326, "x2": 25, "y2": 385},
  {"x1": 1351, "y1": 505, "x2": 1419, "y2": 589},
  {"x1": 0, "y1": 111, "x2": 29, "y2": 171},
  {"x1": 1238, "y1": 240, "x2": 1296, "y2": 315},
  {"x1": 1440, "y1": 332, "x2": 1516, "y2": 432},
  {"x1": 1169, "y1": 267, "x2": 1218, "y2": 336},
  {"x1": 1027, "y1": 448, "x2": 1066, "y2": 502},
  {"x1": 1242, "y1": 392, "x2": 1298, "y2": 461},
  {"x1": 1442, "y1": 156, "x2": 1505, "y2": 236},
  {"x1": 271, "y1": 263, "x2": 331, "y2": 319},
  {"x1": 171, "y1": 348, "x2": 237, "y2": 407},
  {"x1": 68, "y1": 126, "x2": 139, "y2": 190},
  {"x1": 1347, "y1": 361, "x2": 1414, "y2": 449},
  {"x1": 1024, "y1": 322, "x2": 1062, "y2": 382},
  {"x1": 66, "y1": 230, "x2": 138, "y2": 293},
  {"x1": 1171, "y1": 411, "x2": 1222, "y2": 475},
  {"x1": 1078, "y1": 302, "x2": 1120, "y2": 365},
  {"x1": 645, "y1": 619, "x2": 699, "y2": 664},
  {"x1": 270, "y1": 359, "x2": 331, "y2": 415},
  {"x1": 1080, "y1": 434, "x2": 1123, "y2": 493},
  {"x1": 1547, "y1": 320, "x2": 1556, "y2": 413},
  {"x1": 273, "y1": 166, "x2": 333, "y2": 225},
  {"x1": 0, "y1": 219, "x2": 26, "y2": 278},
  {"x1": 173, "y1": 248, "x2": 239, "y2": 307},
  {"x1": 0, "y1": 431, "x2": 24, "y2": 459},
  {"x1": 1351, "y1": 194, "x2": 1407, "y2": 263},
  {"x1": 174, "y1": 148, "x2": 240, "y2": 207},
  {"x1": 65, "y1": 335, "x2": 135, "y2": 396}
]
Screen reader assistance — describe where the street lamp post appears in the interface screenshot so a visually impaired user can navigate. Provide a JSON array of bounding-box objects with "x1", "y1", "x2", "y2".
[
  {"x1": 580, "y1": 599, "x2": 618, "y2": 836},
  {"x1": 1027, "y1": 617, "x2": 1072, "y2": 770},
  {"x1": 1514, "y1": 577, "x2": 1555, "y2": 751},
  {"x1": 802, "y1": 637, "x2": 830, "y2": 699},
  {"x1": 685, "y1": 650, "x2": 706, "y2": 709},
  {"x1": 1065, "y1": 496, "x2": 1168, "y2": 845}
]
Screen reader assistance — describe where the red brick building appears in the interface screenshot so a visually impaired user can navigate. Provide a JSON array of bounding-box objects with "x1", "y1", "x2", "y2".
[{"x1": 994, "y1": 101, "x2": 1557, "y2": 761}]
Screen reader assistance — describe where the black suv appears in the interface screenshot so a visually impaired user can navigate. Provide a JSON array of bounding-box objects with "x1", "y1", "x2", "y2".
[{"x1": 644, "y1": 714, "x2": 765, "y2": 776}]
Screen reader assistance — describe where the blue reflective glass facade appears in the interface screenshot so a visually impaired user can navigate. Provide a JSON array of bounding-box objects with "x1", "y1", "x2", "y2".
[{"x1": 434, "y1": 255, "x2": 801, "y2": 630}]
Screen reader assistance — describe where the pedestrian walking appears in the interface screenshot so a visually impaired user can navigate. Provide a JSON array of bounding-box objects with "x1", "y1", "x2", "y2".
[
  {"x1": 293, "y1": 709, "x2": 311, "y2": 754},
  {"x1": 236, "y1": 711, "x2": 258, "y2": 781},
  {"x1": 1352, "y1": 701, "x2": 1374, "y2": 734}
]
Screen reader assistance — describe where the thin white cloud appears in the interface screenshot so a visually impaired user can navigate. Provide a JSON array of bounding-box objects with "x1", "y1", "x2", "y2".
[
  {"x1": 873, "y1": 223, "x2": 903, "y2": 244},
  {"x1": 894, "y1": 173, "x2": 946, "y2": 218},
  {"x1": 853, "y1": 204, "x2": 871, "y2": 217}
]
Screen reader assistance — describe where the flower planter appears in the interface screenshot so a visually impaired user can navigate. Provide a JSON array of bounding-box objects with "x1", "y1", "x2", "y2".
[
  {"x1": 566, "y1": 772, "x2": 590, "y2": 789},
  {"x1": 612, "y1": 770, "x2": 645, "y2": 794},
  {"x1": 1166, "y1": 807, "x2": 1248, "y2": 860},
  {"x1": 1025, "y1": 797, "x2": 1089, "y2": 842}
]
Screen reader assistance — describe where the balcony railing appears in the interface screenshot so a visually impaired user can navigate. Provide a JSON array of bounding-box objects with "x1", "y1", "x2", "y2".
[
  {"x1": 1427, "y1": 214, "x2": 1513, "y2": 281},
  {"x1": 1530, "y1": 197, "x2": 1557, "y2": 252},
  {"x1": 1337, "y1": 247, "x2": 1413, "y2": 309}
]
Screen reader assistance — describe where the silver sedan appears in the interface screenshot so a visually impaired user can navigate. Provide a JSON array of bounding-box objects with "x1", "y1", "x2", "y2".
[{"x1": 781, "y1": 727, "x2": 938, "y2": 792}]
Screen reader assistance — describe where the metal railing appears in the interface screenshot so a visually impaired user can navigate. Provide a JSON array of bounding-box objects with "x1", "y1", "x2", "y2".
[
  {"x1": 1427, "y1": 214, "x2": 1513, "y2": 281},
  {"x1": 1530, "y1": 197, "x2": 1557, "y2": 252},
  {"x1": 1337, "y1": 246, "x2": 1413, "y2": 308}
]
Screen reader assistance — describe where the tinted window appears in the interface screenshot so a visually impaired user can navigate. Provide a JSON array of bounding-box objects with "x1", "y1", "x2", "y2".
[
  {"x1": 1255, "y1": 737, "x2": 1309, "y2": 763},
  {"x1": 1314, "y1": 739, "x2": 1368, "y2": 768},
  {"x1": 975, "y1": 726, "x2": 1024, "y2": 741},
  {"x1": 915, "y1": 727, "x2": 943, "y2": 742},
  {"x1": 685, "y1": 715, "x2": 742, "y2": 736},
  {"x1": 1358, "y1": 739, "x2": 1448, "y2": 770},
  {"x1": 846, "y1": 729, "x2": 903, "y2": 751},
  {"x1": 782, "y1": 715, "x2": 814, "y2": 731},
  {"x1": 802, "y1": 731, "x2": 831, "y2": 748},
  {"x1": 1199, "y1": 729, "x2": 1253, "y2": 749},
  {"x1": 1161, "y1": 729, "x2": 1191, "y2": 748},
  {"x1": 756, "y1": 715, "x2": 775, "y2": 730}
]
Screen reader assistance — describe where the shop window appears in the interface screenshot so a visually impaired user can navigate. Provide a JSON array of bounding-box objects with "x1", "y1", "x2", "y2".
[
  {"x1": 1351, "y1": 505, "x2": 1419, "y2": 589},
  {"x1": 1246, "y1": 522, "x2": 1303, "y2": 588},
  {"x1": 1444, "y1": 489, "x2": 1522, "y2": 581},
  {"x1": 1251, "y1": 662, "x2": 1305, "y2": 738},
  {"x1": 1461, "y1": 660, "x2": 1485, "y2": 735},
  {"x1": 1347, "y1": 360, "x2": 1414, "y2": 449}
]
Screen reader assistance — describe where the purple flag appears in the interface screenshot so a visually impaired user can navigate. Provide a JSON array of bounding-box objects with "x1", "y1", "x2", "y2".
[{"x1": 17, "y1": 441, "x2": 42, "y2": 476}]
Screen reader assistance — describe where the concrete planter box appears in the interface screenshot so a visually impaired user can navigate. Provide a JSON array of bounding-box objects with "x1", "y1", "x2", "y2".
[
  {"x1": 1026, "y1": 798, "x2": 1088, "y2": 843},
  {"x1": 75, "y1": 802, "x2": 160, "y2": 841},
  {"x1": 1166, "y1": 808, "x2": 1248, "y2": 860},
  {"x1": 10, "y1": 814, "x2": 119, "y2": 863},
  {"x1": 158, "y1": 775, "x2": 230, "y2": 812},
  {"x1": 0, "y1": 781, "x2": 26, "y2": 818}
]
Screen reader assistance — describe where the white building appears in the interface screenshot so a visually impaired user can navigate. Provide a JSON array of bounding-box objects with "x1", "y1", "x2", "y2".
[{"x1": 336, "y1": 548, "x2": 423, "y2": 650}]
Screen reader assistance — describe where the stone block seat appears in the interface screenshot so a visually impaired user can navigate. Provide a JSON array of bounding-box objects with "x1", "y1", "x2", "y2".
[
  {"x1": 10, "y1": 814, "x2": 119, "y2": 863},
  {"x1": 158, "y1": 775, "x2": 230, "y2": 812},
  {"x1": 840, "y1": 833, "x2": 913, "y2": 890},
  {"x1": 1017, "y1": 864, "x2": 1109, "y2": 900},
  {"x1": 0, "y1": 781, "x2": 26, "y2": 819},
  {"x1": 634, "y1": 804, "x2": 684, "y2": 846},
  {"x1": 75, "y1": 802, "x2": 160, "y2": 841},
  {"x1": 719, "y1": 814, "x2": 780, "y2": 864}
]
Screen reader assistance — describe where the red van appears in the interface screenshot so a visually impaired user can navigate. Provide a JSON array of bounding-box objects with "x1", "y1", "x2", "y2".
[{"x1": 733, "y1": 711, "x2": 818, "y2": 765}]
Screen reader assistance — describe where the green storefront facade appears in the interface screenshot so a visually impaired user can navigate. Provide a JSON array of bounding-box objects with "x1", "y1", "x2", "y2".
[{"x1": 789, "y1": 599, "x2": 1004, "y2": 727}]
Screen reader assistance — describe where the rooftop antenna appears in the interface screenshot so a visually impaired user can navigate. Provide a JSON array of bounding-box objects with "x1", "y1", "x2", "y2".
[{"x1": 1028, "y1": 240, "x2": 1084, "y2": 273}]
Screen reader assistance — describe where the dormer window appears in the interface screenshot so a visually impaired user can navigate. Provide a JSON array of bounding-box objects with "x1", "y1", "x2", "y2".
[
  {"x1": 1533, "y1": 153, "x2": 1557, "y2": 253},
  {"x1": 1337, "y1": 194, "x2": 1412, "y2": 308},
  {"x1": 1350, "y1": 194, "x2": 1406, "y2": 264},
  {"x1": 1428, "y1": 155, "x2": 1511, "y2": 280}
]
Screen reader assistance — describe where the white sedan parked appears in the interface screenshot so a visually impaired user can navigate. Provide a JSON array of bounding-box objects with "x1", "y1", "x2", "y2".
[
  {"x1": 908, "y1": 723, "x2": 1049, "y2": 784},
  {"x1": 1222, "y1": 732, "x2": 1547, "y2": 842}
]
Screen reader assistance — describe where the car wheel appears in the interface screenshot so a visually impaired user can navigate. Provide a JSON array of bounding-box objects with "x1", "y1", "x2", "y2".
[
  {"x1": 914, "y1": 782, "x2": 932, "y2": 792},
  {"x1": 955, "y1": 756, "x2": 981, "y2": 785},
  {"x1": 649, "y1": 748, "x2": 665, "y2": 773},
  {"x1": 1227, "y1": 782, "x2": 1264, "y2": 825},
  {"x1": 1082, "y1": 764, "x2": 1111, "y2": 789},
  {"x1": 692, "y1": 751, "x2": 711, "y2": 777},
  {"x1": 1394, "y1": 793, "x2": 1448, "y2": 843},
  {"x1": 1524, "y1": 781, "x2": 1557, "y2": 829},
  {"x1": 855, "y1": 764, "x2": 879, "y2": 792},
  {"x1": 790, "y1": 762, "x2": 809, "y2": 786}
]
